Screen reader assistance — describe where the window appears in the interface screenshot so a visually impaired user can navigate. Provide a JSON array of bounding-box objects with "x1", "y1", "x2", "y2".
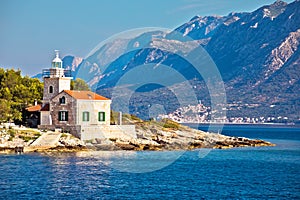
[
  {"x1": 49, "y1": 86, "x2": 53, "y2": 93},
  {"x1": 58, "y1": 111, "x2": 68, "y2": 121},
  {"x1": 82, "y1": 111, "x2": 90, "y2": 122},
  {"x1": 59, "y1": 96, "x2": 66, "y2": 104},
  {"x1": 98, "y1": 112, "x2": 105, "y2": 122}
]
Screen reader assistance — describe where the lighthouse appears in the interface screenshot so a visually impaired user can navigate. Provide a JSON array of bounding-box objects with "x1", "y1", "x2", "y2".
[{"x1": 42, "y1": 50, "x2": 72, "y2": 104}]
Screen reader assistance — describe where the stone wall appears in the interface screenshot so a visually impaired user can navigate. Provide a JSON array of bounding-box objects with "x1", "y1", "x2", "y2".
[
  {"x1": 50, "y1": 93, "x2": 77, "y2": 126},
  {"x1": 66, "y1": 125, "x2": 82, "y2": 138},
  {"x1": 80, "y1": 125, "x2": 136, "y2": 141},
  {"x1": 43, "y1": 77, "x2": 70, "y2": 103},
  {"x1": 38, "y1": 124, "x2": 55, "y2": 130},
  {"x1": 38, "y1": 124, "x2": 81, "y2": 138},
  {"x1": 39, "y1": 123, "x2": 136, "y2": 141}
]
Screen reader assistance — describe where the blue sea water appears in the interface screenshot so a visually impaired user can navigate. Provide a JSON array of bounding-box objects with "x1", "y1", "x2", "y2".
[{"x1": 0, "y1": 125, "x2": 299, "y2": 199}]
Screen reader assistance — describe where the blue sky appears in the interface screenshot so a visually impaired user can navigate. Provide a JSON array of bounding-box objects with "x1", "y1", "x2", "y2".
[{"x1": 0, "y1": 0, "x2": 294, "y2": 76}]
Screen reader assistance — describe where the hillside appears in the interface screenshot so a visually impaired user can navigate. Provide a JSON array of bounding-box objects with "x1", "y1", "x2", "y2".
[{"x1": 38, "y1": 1, "x2": 300, "y2": 123}]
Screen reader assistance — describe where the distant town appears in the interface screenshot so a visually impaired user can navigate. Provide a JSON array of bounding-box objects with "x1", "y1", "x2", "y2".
[{"x1": 158, "y1": 103, "x2": 297, "y2": 125}]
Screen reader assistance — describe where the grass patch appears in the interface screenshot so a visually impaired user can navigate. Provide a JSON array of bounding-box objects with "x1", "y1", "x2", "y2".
[
  {"x1": 19, "y1": 135, "x2": 33, "y2": 142},
  {"x1": 8, "y1": 129, "x2": 16, "y2": 140},
  {"x1": 161, "y1": 119, "x2": 180, "y2": 130},
  {"x1": 34, "y1": 132, "x2": 41, "y2": 137}
]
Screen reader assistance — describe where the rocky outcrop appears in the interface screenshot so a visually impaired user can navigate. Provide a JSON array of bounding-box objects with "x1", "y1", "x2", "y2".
[
  {"x1": 62, "y1": 55, "x2": 83, "y2": 72},
  {"x1": 87, "y1": 119, "x2": 275, "y2": 151},
  {"x1": 167, "y1": 13, "x2": 244, "y2": 41},
  {"x1": 28, "y1": 133, "x2": 87, "y2": 153},
  {"x1": 0, "y1": 120, "x2": 275, "y2": 153},
  {"x1": 264, "y1": 29, "x2": 300, "y2": 78},
  {"x1": 0, "y1": 127, "x2": 87, "y2": 153}
]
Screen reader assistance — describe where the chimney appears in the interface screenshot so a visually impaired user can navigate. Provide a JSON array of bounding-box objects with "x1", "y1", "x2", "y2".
[{"x1": 119, "y1": 111, "x2": 122, "y2": 125}]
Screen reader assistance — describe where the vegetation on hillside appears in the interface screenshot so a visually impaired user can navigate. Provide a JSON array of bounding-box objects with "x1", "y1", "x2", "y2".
[
  {"x1": 71, "y1": 78, "x2": 91, "y2": 91},
  {"x1": 0, "y1": 68, "x2": 43, "y2": 123},
  {"x1": 110, "y1": 110, "x2": 181, "y2": 131}
]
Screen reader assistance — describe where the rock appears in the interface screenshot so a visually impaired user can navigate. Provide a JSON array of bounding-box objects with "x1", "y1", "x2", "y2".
[{"x1": 115, "y1": 143, "x2": 136, "y2": 150}]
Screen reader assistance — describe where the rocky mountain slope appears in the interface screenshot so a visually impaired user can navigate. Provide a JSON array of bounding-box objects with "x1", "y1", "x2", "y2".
[
  {"x1": 38, "y1": 1, "x2": 299, "y2": 122},
  {"x1": 204, "y1": 0, "x2": 300, "y2": 120}
]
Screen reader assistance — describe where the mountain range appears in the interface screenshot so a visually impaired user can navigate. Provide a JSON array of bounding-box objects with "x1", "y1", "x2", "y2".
[{"x1": 41, "y1": 0, "x2": 300, "y2": 122}]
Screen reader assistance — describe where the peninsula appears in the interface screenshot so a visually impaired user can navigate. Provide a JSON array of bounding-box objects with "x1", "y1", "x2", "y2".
[{"x1": 0, "y1": 116, "x2": 274, "y2": 154}]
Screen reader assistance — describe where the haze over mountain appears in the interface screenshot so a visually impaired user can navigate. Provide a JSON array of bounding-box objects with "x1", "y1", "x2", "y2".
[{"x1": 43, "y1": 1, "x2": 300, "y2": 122}]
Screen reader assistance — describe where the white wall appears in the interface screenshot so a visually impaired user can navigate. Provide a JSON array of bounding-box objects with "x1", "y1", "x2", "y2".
[
  {"x1": 40, "y1": 111, "x2": 51, "y2": 125},
  {"x1": 58, "y1": 78, "x2": 71, "y2": 93},
  {"x1": 77, "y1": 100, "x2": 111, "y2": 126}
]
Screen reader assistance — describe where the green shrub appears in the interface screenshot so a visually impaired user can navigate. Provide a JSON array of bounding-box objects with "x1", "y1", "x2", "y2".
[
  {"x1": 34, "y1": 132, "x2": 41, "y2": 137},
  {"x1": 130, "y1": 114, "x2": 140, "y2": 121},
  {"x1": 23, "y1": 136, "x2": 32, "y2": 142},
  {"x1": 8, "y1": 129, "x2": 15, "y2": 138},
  {"x1": 161, "y1": 119, "x2": 180, "y2": 130}
]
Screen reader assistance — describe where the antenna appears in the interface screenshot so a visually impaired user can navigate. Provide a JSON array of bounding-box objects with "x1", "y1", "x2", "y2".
[{"x1": 54, "y1": 50, "x2": 59, "y2": 58}]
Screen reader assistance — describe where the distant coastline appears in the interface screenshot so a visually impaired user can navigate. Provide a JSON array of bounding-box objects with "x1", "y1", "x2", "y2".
[{"x1": 183, "y1": 123, "x2": 300, "y2": 129}]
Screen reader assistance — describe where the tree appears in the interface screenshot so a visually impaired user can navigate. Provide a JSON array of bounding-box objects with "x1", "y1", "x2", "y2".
[
  {"x1": 0, "y1": 68, "x2": 43, "y2": 123},
  {"x1": 71, "y1": 78, "x2": 91, "y2": 91},
  {"x1": 0, "y1": 99, "x2": 10, "y2": 122}
]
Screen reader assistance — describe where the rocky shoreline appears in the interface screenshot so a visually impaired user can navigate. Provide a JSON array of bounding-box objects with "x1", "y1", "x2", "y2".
[
  {"x1": 89, "y1": 121, "x2": 275, "y2": 151},
  {"x1": 0, "y1": 120, "x2": 275, "y2": 154},
  {"x1": 0, "y1": 126, "x2": 87, "y2": 154}
]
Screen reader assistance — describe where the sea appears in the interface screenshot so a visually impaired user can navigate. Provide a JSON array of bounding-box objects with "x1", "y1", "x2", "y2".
[{"x1": 0, "y1": 124, "x2": 299, "y2": 199}]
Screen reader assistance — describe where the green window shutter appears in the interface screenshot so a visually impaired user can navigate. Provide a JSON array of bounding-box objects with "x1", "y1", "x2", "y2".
[
  {"x1": 82, "y1": 112, "x2": 89, "y2": 121},
  {"x1": 58, "y1": 111, "x2": 61, "y2": 121},
  {"x1": 65, "y1": 112, "x2": 68, "y2": 121},
  {"x1": 98, "y1": 112, "x2": 105, "y2": 122}
]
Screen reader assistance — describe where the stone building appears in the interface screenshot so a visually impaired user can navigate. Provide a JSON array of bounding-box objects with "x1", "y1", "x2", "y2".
[{"x1": 31, "y1": 50, "x2": 135, "y2": 140}]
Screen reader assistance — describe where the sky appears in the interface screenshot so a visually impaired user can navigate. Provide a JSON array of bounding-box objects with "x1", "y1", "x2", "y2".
[{"x1": 0, "y1": 0, "x2": 294, "y2": 76}]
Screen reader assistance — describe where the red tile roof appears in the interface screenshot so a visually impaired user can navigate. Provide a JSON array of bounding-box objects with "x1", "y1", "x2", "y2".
[
  {"x1": 63, "y1": 90, "x2": 110, "y2": 100},
  {"x1": 26, "y1": 104, "x2": 42, "y2": 112}
]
